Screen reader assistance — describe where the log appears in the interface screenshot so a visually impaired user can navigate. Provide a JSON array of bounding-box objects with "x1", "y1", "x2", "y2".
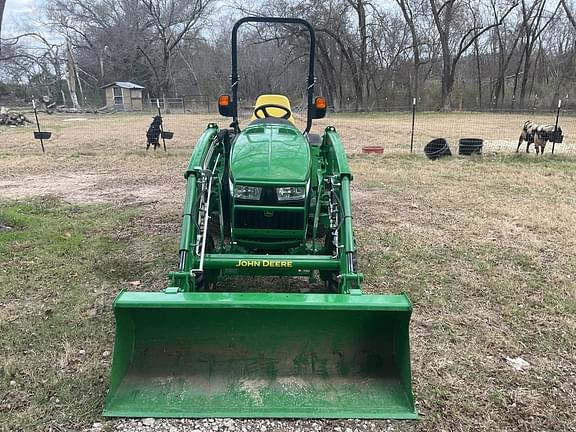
[{"x1": 0, "y1": 107, "x2": 32, "y2": 126}]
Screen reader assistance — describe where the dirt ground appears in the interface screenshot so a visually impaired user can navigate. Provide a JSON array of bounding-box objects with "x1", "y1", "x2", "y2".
[
  {"x1": 1, "y1": 112, "x2": 575, "y2": 432},
  {"x1": 1, "y1": 110, "x2": 574, "y2": 203}
]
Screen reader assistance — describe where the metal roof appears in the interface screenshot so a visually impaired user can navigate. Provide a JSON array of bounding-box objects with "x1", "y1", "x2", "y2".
[{"x1": 101, "y1": 81, "x2": 145, "y2": 89}]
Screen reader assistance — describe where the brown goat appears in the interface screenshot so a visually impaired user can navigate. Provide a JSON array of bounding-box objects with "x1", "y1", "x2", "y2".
[{"x1": 517, "y1": 121, "x2": 563, "y2": 155}]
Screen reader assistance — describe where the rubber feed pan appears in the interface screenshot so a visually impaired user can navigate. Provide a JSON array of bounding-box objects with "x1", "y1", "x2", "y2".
[{"x1": 362, "y1": 146, "x2": 384, "y2": 154}]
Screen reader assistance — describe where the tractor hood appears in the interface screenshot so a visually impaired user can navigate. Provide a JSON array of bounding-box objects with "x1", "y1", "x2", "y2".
[{"x1": 230, "y1": 124, "x2": 311, "y2": 184}]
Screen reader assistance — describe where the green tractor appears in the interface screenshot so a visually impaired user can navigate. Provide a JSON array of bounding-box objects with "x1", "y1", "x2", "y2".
[{"x1": 104, "y1": 17, "x2": 416, "y2": 419}]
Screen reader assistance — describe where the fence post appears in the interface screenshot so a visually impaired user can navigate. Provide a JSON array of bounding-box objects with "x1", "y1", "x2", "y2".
[
  {"x1": 32, "y1": 98, "x2": 45, "y2": 153},
  {"x1": 156, "y1": 99, "x2": 167, "y2": 152},
  {"x1": 552, "y1": 99, "x2": 561, "y2": 155},
  {"x1": 410, "y1": 98, "x2": 416, "y2": 154}
]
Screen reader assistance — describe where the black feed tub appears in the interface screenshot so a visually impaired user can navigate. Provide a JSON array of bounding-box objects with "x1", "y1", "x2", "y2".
[
  {"x1": 34, "y1": 131, "x2": 51, "y2": 140},
  {"x1": 458, "y1": 138, "x2": 483, "y2": 156},
  {"x1": 424, "y1": 138, "x2": 452, "y2": 160}
]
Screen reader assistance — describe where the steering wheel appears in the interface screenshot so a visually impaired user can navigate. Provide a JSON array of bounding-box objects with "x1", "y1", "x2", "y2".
[{"x1": 254, "y1": 103, "x2": 292, "y2": 120}]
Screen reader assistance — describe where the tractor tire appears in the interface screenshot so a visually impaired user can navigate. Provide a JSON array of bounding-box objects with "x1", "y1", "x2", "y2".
[{"x1": 326, "y1": 271, "x2": 339, "y2": 293}]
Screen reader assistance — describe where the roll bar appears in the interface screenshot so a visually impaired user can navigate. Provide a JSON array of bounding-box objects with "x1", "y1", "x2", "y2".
[{"x1": 230, "y1": 17, "x2": 317, "y2": 133}]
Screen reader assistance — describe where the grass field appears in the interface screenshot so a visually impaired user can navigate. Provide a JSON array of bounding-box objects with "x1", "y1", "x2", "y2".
[
  {"x1": 1, "y1": 113, "x2": 575, "y2": 432},
  {"x1": 0, "y1": 110, "x2": 575, "y2": 156}
]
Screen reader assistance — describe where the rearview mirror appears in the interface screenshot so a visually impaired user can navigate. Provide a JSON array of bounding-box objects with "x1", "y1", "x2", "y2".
[{"x1": 218, "y1": 95, "x2": 233, "y2": 117}]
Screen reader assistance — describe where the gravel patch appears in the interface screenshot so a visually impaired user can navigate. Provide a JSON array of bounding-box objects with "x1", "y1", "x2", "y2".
[{"x1": 89, "y1": 418, "x2": 398, "y2": 432}]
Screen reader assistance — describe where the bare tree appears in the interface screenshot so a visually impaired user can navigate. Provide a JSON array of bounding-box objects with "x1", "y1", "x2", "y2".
[
  {"x1": 537, "y1": 12, "x2": 576, "y2": 106},
  {"x1": 139, "y1": 0, "x2": 214, "y2": 111},
  {"x1": 364, "y1": 9, "x2": 414, "y2": 108},
  {"x1": 0, "y1": 0, "x2": 6, "y2": 42},
  {"x1": 561, "y1": 0, "x2": 576, "y2": 29},
  {"x1": 65, "y1": 39, "x2": 81, "y2": 107},
  {"x1": 394, "y1": 0, "x2": 430, "y2": 102},
  {"x1": 230, "y1": 0, "x2": 367, "y2": 109},
  {"x1": 488, "y1": 0, "x2": 523, "y2": 108},
  {"x1": 345, "y1": 0, "x2": 368, "y2": 108},
  {"x1": 430, "y1": 0, "x2": 517, "y2": 110},
  {"x1": 0, "y1": 32, "x2": 70, "y2": 103},
  {"x1": 512, "y1": 0, "x2": 560, "y2": 106},
  {"x1": 46, "y1": 0, "x2": 153, "y2": 106},
  {"x1": 3, "y1": 0, "x2": 575, "y2": 111}
]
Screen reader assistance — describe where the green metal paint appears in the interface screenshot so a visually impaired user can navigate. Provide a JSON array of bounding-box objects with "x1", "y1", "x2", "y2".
[
  {"x1": 185, "y1": 124, "x2": 220, "y2": 179},
  {"x1": 230, "y1": 123, "x2": 311, "y2": 184},
  {"x1": 104, "y1": 292, "x2": 416, "y2": 419},
  {"x1": 106, "y1": 118, "x2": 418, "y2": 419},
  {"x1": 200, "y1": 254, "x2": 339, "y2": 270},
  {"x1": 323, "y1": 127, "x2": 352, "y2": 179}
]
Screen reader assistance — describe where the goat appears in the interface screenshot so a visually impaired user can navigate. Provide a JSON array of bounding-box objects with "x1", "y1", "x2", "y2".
[
  {"x1": 146, "y1": 115, "x2": 162, "y2": 151},
  {"x1": 517, "y1": 121, "x2": 563, "y2": 155}
]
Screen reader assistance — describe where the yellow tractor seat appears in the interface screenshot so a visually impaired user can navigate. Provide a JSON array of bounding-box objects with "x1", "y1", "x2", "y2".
[{"x1": 251, "y1": 94, "x2": 296, "y2": 124}]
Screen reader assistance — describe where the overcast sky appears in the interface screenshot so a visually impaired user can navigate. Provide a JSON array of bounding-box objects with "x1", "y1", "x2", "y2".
[{"x1": 2, "y1": 0, "x2": 41, "y2": 38}]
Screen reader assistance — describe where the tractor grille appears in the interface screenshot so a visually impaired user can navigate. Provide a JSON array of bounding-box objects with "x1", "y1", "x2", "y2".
[{"x1": 234, "y1": 209, "x2": 304, "y2": 230}]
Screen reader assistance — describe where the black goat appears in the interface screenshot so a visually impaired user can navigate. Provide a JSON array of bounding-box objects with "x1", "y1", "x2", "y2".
[{"x1": 146, "y1": 115, "x2": 163, "y2": 151}]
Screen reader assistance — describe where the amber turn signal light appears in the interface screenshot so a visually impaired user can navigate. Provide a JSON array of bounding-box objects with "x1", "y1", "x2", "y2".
[
  {"x1": 218, "y1": 94, "x2": 231, "y2": 107},
  {"x1": 314, "y1": 97, "x2": 327, "y2": 110}
]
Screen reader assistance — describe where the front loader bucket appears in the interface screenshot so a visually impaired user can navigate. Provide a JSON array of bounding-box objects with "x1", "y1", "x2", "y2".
[{"x1": 103, "y1": 291, "x2": 417, "y2": 419}]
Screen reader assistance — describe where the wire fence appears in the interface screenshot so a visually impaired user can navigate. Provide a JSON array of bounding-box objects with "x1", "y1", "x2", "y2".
[
  {"x1": 321, "y1": 108, "x2": 574, "y2": 157},
  {"x1": 1, "y1": 106, "x2": 574, "y2": 157}
]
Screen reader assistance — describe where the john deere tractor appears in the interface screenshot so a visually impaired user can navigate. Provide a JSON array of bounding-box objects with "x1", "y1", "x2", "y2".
[{"x1": 104, "y1": 17, "x2": 416, "y2": 419}]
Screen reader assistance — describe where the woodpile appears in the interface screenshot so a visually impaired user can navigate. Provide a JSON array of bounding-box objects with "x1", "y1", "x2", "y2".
[{"x1": 0, "y1": 107, "x2": 32, "y2": 126}]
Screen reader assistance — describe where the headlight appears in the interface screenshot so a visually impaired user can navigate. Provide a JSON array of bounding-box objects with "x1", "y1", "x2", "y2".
[
  {"x1": 234, "y1": 185, "x2": 262, "y2": 200},
  {"x1": 277, "y1": 186, "x2": 306, "y2": 201}
]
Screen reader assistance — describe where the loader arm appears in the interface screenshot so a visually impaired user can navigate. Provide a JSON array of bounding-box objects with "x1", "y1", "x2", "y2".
[
  {"x1": 170, "y1": 123, "x2": 223, "y2": 292},
  {"x1": 321, "y1": 127, "x2": 362, "y2": 293}
]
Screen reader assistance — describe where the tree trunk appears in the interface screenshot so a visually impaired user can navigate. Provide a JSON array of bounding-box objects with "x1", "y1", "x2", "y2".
[
  {"x1": 562, "y1": 0, "x2": 576, "y2": 28},
  {"x1": 441, "y1": 60, "x2": 454, "y2": 111},
  {"x1": 338, "y1": 54, "x2": 344, "y2": 110},
  {"x1": 317, "y1": 37, "x2": 339, "y2": 110},
  {"x1": 396, "y1": 0, "x2": 422, "y2": 103},
  {"x1": 474, "y1": 38, "x2": 482, "y2": 109},
  {"x1": 0, "y1": 0, "x2": 6, "y2": 44},
  {"x1": 344, "y1": 0, "x2": 368, "y2": 109},
  {"x1": 162, "y1": 45, "x2": 171, "y2": 113},
  {"x1": 431, "y1": 0, "x2": 456, "y2": 110},
  {"x1": 356, "y1": 0, "x2": 367, "y2": 109},
  {"x1": 511, "y1": 48, "x2": 525, "y2": 109},
  {"x1": 519, "y1": 43, "x2": 531, "y2": 106},
  {"x1": 162, "y1": 92, "x2": 169, "y2": 115},
  {"x1": 66, "y1": 40, "x2": 80, "y2": 108}
]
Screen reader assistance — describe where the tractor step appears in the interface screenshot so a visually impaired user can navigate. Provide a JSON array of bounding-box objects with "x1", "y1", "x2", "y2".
[{"x1": 103, "y1": 291, "x2": 417, "y2": 419}]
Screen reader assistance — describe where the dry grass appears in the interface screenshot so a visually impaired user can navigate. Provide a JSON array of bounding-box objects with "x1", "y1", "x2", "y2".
[
  {"x1": 328, "y1": 111, "x2": 576, "y2": 155},
  {"x1": 0, "y1": 113, "x2": 575, "y2": 431},
  {"x1": 352, "y1": 155, "x2": 576, "y2": 430},
  {"x1": 1, "y1": 110, "x2": 575, "y2": 157}
]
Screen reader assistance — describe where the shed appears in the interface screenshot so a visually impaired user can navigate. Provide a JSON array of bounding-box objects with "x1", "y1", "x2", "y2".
[{"x1": 102, "y1": 81, "x2": 145, "y2": 111}]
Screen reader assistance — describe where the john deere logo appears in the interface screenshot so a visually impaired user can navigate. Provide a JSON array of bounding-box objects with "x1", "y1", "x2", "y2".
[
  {"x1": 263, "y1": 211, "x2": 274, "y2": 218},
  {"x1": 235, "y1": 260, "x2": 293, "y2": 268}
]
